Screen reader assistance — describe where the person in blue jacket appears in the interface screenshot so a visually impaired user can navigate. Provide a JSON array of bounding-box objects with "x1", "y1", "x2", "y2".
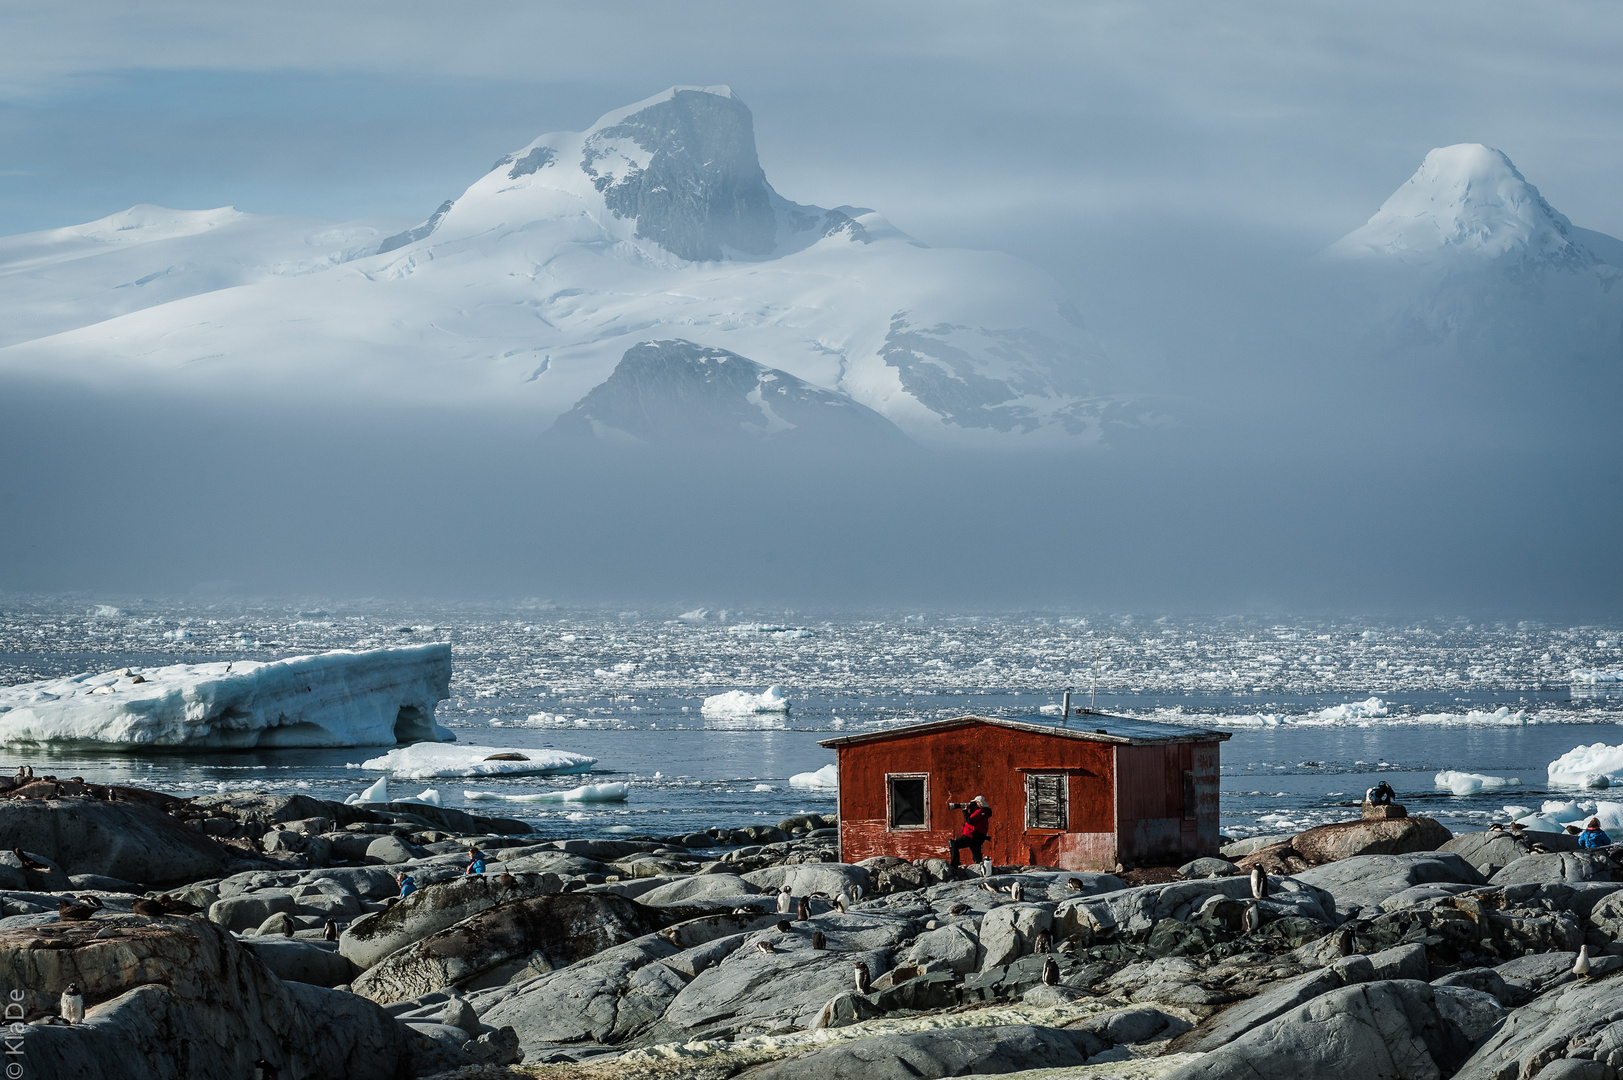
[
  {"x1": 1580, "y1": 818, "x2": 1612, "y2": 848},
  {"x1": 465, "y1": 847, "x2": 487, "y2": 875},
  {"x1": 395, "y1": 871, "x2": 417, "y2": 898}
]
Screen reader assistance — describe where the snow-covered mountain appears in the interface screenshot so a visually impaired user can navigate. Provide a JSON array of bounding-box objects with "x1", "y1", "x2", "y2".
[
  {"x1": 1318, "y1": 144, "x2": 1623, "y2": 373},
  {"x1": 0, "y1": 87, "x2": 1120, "y2": 447},
  {"x1": 548, "y1": 339, "x2": 910, "y2": 448}
]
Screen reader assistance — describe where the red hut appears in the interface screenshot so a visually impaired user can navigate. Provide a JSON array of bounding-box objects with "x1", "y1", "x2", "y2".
[{"x1": 820, "y1": 714, "x2": 1231, "y2": 871}]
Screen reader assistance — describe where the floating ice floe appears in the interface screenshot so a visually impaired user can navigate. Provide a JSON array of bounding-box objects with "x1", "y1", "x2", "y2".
[
  {"x1": 343, "y1": 777, "x2": 443, "y2": 805},
  {"x1": 463, "y1": 782, "x2": 629, "y2": 803},
  {"x1": 728, "y1": 624, "x2": 814, "y2": 638},
  {"x1": 1573, "y1": 670, "x2": 1623, "y2": 684},
  {"x1": 1548, "y1": 742, "x2": 1623, "y2": 789},
  {"x1": 1511, "y1": 797, "x2": 1623, "y2": 833},
  {"x1": 788, "y1": 763, "x2": 838, "y2": 790},
  {"x1": 1433, "y1": 770, "x2": 1521, "y2": 796},
  {"x1": 1315, "y1": 696, "x2": 1390, "y2": 721},
  {"x1": 701, "y1": 686, "x2": 790, "y2": 717},
  {"x1": 361, "y1": 742, "x2": 597, "y2": 778},
  {"x1": 0, "y1": 645, "x2": 453, "y2": 750}
]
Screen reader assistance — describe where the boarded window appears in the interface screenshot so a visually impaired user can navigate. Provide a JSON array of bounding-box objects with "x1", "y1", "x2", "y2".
[
  {"x1": 1026, "y1": 773, "x2": 1067, "y2": 830},
  {"x1": 888, "y1": 775, "x2": 927, "y2": 829},
  {"x1": 1182, "y1": 770, "x2": 1197, "y2": 820}
]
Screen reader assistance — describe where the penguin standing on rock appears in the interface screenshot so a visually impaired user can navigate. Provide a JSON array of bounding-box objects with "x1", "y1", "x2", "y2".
[
  {"x1": 811, "y1": 930, "x2": 826, "y2": 950},
  {"x1": 1041, "y1": 957, "x2": 1060, "y2": 986},
  {"x1": 1033, "y1": 929, "x2": 1053, "y2": 954},
  {"x1": 60, "y1": 983, "x2": 83, "y2": 1024},
  {"x1": 1336, "y1": 927, "x2": 1355, "y2": 957},
  {"x1": 1242, "y1": 900, "x2": 1261, "y2": 933},
  {"x1": 1250, "y1": 865, "x2": 1268, "y2": 900},
  {"x1": 1007, "y1": 881, "x2": 1025, "y2": 902},
  {"x1": 853, "y1": 961, "x2": 871, "y2": 995},
  {"x1": 796, "y1": 896, "x2": 810, "y2": 921},
  {"x1": 776, "y1": 887, "x2": 793, "y2": 915},
  {"x1": 324, "y1": 919, "x2": 338, "y2": 942},
  {"x1": 1576, "y1": 945, "x2": 1593, "y2": 979}
]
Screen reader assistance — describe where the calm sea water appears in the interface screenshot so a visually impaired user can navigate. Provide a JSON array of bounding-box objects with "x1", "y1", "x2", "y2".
[{"x1": 2, "y1": 600, "x2": 1621, "y2": 844}]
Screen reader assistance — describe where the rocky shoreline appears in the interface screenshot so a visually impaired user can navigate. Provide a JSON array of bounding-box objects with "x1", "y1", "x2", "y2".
[{"x1": 4, "y1": 777, "x2": 1621, "y2": 1080}]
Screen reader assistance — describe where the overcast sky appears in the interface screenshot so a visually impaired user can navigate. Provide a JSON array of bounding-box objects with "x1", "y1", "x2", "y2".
[{"x1": 5, "y1": 1, "x2": 1622, "y2": 261}]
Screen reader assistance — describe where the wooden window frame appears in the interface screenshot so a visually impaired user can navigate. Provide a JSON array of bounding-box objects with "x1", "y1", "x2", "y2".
[
  {"x1": 1025, "y1": 772, "x2": 1069, "y2": 831},
  {"x1": 886, "y1": 773, "x2": 930, "y2": 831}
]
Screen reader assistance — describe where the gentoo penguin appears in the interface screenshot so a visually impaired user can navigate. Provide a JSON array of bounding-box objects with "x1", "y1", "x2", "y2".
[
  {"x1": 60, "y1": 983, "x2": 83, "y2": 1024},
  {"x1": 811, "y1": 930, "x2": 826, "y2": 950},
  {"x1": 980, "y1": 856, "x2": 994, "y2": 878},
  {"x1": 281, "y1": 916, "x2": 296, "y2": 937},
  {"x1": 776, "y1": 887, "x2": 793, "y2": 914},
  {"x1": 776, "y1": 919, "x2": 792, "y2": 933},
  {"x1": 796, "y1": 896, "x2": 810, "y2": 921},
  {"x1": 834, "y1": 895, "x2": 848, "y2": 914},
  {"x1": 836, "y1": 890, "x2": 853, "y2": 911},
  {"x1": 1576, "y1": 945, "x2": 1593, "y2": 979},
  {"x1": 853, "y1": 961, "x2": 871, "y2": 995},
  {"x1": 1242, "y1": 900, "x2": 1261, "y2": 933},
  {"x1": 1033, "y1": 929, "x2": 1053, "y2": 954},
  {"x1": 1008, "y1": 880, "x2": 1025, "y2": 902},
  {"x1": 1488, "y1": 822, "x2": 1504, "y2": 833},
  {"x1": 1065, "y1": 877, "x2": 1084, "y2": 891},
  {"x1": 324, "y1": 919, "x2": 338, "y2": 941},
  {"x1": 949, "y1": 902, "x2": 970, "y2": 916},
  {"x1": 1041, "y1": 957, "x2": 1060, "y2": 986},
  {"x1": 849, "y1": 884, "x2": 864, "y2": 902},
  {"x1": 978, "y1": 881, "x2": 998, "y2": 894},
  {"x1": 132, "y1": 897, "x2": 165, "y2": 917},
  {"x1": 732, "y1": 905, "x2": 754, "y2": 916},
  {"x1": 1250, "y1": 865, "x2": 1269, "y2": 900},
  {"x1": 754, "y1": 940, "x2": 777, "y2": 954},
  {"x1": 1336, "y1": 927, "x2": 1355, "y2": 957}
]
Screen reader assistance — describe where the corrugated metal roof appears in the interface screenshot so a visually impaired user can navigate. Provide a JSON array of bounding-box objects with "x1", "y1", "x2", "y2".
[{"x1": 818, "y1": 712, "x2": 1232, "y2": 749}]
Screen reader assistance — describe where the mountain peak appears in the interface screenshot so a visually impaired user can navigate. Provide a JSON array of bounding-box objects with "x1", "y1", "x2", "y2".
[{"x1": 1327, "y1": 143, "x2": 1589, "y2": 265}]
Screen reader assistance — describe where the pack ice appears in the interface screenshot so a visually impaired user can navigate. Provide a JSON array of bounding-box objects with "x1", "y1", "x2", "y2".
[{"x1": 0, "y1": 644, "x2": 453, "y2": 750}]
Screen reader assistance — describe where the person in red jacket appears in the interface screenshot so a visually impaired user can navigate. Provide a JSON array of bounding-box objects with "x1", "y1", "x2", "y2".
[{"x1": 948, "y1": 795, "x2": 992, "y2": 868}]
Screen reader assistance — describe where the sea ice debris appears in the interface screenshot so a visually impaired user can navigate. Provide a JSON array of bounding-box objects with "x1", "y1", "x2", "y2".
[
  {"x1": 788, "y1": 763, "x2": 838, "y2": 790},
  {"x1": 361, "y1": 742, "x2": 597, "y2": 778},
  {"x1": 463, "y1": 782, "x2": 629, "y2": 803},
  {"x1": 1434, "y1": 771, "x2": 1521, "y2": 796},
  {"x1": 701, "y1": 686, "x2": 790, "y2": 717}
]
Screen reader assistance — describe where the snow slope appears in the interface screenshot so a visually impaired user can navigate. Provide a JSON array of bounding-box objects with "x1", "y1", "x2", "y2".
[
  {"x1": 0, "y1": 644, "x2": 452, "y2": 749},
  {"x1": 0, "y1": 204, "x2": 405, "y2": 348},
  {"x1": 0, "y1": 87, "x2": 1118, "y2": 447}
]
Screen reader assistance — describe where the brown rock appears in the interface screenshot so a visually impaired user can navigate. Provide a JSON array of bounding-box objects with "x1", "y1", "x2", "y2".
[
  {"x1": 1361, "y1": 802, "x2": 1409, "y2": 820},
  {"x1": 1235, "y1": 817, "x2": 1453, "y2": 874}
]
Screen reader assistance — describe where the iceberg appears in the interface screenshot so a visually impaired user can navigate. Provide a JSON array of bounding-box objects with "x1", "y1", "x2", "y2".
[
  {"x1": 1573, "y1": 670, "x2": 1623, "y2": 684},
  {"x1": 789, "y1": 763, "x2": 838, "y2": 790},
  {"x1": 1548, "y1": 742, "x2": 1623, "y2": 788},
  {"x1": 1433, "y1": 770, "x2": 1521, "y2": 796},
  {"x1": 1316, "y1": 696, "x2": 1389, "y2": 722},
  {"x1": 360, "y1": 742, "x2": 597, "y2": 778},
  {"x1": 0, "y1": 645, "x2": 453, "y2": 750},
  {"x1": 701, "y1": 686, "x2": 790, "y2": 717},
  {"x1": 463, "y1": 783, "x2": 629, "y2": 803}
]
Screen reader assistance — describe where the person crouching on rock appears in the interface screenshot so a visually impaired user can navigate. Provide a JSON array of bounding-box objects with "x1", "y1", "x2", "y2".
[
  {"x1": 948, "y1": 796, "x2": 992, "y2": 869},
  {"x1": 1581, "y1": 818, "x2": 1613, "y2": 849},
  {"x1": 465, "y1": 847, "x2": 486, "y2": 876}
]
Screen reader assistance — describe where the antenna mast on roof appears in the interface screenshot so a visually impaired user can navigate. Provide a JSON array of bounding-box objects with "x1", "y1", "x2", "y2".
[{"x1": 1089, "y1": 647, "x2": 1100, "y2": 713}]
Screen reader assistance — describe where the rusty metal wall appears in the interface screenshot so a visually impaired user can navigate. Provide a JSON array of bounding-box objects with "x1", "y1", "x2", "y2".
[
  {"x1": 834, "y1": 722, "x2": 1118, "y2": 870},
  {"x1": 1115, "y1": 740, "x2": 1223, "y2": 862}
]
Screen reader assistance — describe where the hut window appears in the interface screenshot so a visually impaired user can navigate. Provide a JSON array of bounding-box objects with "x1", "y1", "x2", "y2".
[
  {"x1": 1183, "y1": 770, "x2": 1197, "y2": 819},
  {"x1": 1026, "y1": 773, "x2": 1067, "y2": 830},
  {"x1": 887, "y1": 774, "x2": 928, "y2": 829}
]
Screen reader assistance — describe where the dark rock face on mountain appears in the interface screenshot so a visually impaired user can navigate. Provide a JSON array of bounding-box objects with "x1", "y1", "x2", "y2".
[
  {"x1": 548, "y1": 339, "x2": 910, "y2": 448},
  {"x1": 582, "y1": 89, "x2": 777, "y2": 262}
]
